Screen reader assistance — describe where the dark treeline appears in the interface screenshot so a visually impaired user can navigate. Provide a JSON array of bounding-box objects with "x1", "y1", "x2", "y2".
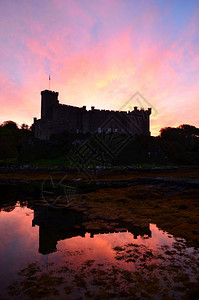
[{"x1": 0, "y1": 121, "x2": 198, "y2": 166}]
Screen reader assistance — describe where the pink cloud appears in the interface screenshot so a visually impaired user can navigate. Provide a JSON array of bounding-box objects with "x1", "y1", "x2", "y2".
[{"x1": 0, "y1": 0, "x2": 199, "y2": 135}]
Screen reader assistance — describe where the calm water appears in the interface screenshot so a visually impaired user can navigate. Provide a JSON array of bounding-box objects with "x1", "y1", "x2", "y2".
[{"x1": 0, "y1": 201, "x2": 199, "y2": 299}]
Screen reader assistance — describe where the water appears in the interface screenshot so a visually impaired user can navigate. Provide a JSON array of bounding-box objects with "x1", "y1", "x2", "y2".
[{"x1": 0, "y1": 201, "x2": 199, "y2": 299}]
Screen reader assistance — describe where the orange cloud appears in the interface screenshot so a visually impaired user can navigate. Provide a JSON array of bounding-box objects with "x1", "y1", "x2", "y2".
[{"x1": 0, "y1": 0, "x2": 199, "y2": 135}]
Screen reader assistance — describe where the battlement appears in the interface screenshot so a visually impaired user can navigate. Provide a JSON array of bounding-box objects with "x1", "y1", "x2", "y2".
[
  {"x1": 41, "y1": 90, "x2": 59, "y2": 97},
  {"x1": 87, "y1": 106, "x2": 151, "y2": 114},
  {"x1": 56, "y1": 103, "x2": 151, "y2": 114}
]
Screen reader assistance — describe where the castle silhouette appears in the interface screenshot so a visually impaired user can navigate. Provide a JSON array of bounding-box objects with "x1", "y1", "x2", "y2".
[
  {"x1": 34, "y1": 90, "x2": 151, "y2": 140},
  {"x1": 32, "y1": 206, "x2": 151, "y2": 255}
]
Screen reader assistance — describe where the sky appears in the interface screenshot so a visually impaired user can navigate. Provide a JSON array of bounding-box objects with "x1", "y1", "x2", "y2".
[{"x1": 0, "y1": 0, "x2": 199, "y2": 136}]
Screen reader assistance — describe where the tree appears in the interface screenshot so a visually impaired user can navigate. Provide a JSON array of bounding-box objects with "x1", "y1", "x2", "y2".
[
  {"x1": 178, "y1": 124, "x2": 199, "y2": 137},
  {"x1": 21, "y1": 123, "x2": 29, "y2": 130},
  {"x1": 159, "y1": 127, "x2": 183, "y2": 141},
  {"x1": 1, "y1": 121, "x2": 18, "y2": 131}
]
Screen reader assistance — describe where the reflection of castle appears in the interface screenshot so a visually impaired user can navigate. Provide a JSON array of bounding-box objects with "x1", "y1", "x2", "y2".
[
  {"x1": 32, "y1": 206, "x2": 151, "y2": 255},
  {"x1": 34, "y1": 90, "x2": 151, "y2": 140}
]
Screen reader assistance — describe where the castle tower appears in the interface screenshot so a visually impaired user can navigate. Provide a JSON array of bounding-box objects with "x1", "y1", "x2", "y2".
[{"x1": 41, "y1": 90, "x2": 59, "y2": 120}]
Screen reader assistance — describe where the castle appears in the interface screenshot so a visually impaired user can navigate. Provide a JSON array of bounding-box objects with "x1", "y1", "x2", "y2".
[{"x1": 34, "y1": 90, "x2": 151, "y2": 140}]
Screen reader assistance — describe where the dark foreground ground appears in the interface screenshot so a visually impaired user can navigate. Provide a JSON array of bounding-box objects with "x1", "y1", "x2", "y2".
[
  {"x1": 1, "y1": 166, "x2": 199, "y2": 247},
  {"x1": 0, "y1": 166, "x2": 199, "y2": 299}
]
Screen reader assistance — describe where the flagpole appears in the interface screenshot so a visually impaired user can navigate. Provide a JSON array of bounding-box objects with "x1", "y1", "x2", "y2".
[{"x1": 49, "y1": 74, "x2": 51, "y2": 90}]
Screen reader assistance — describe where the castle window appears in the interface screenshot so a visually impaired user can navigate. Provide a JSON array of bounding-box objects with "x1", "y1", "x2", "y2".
[
  {"x1": 98, "y1": 128, "x2": 101, "y2": 133},
  {"x1": 114, "y1": 128, "x2": 118, "y2": 133},
  {"x1": 107, "y1": 128, "x2": 111, "y2": 133},
  {"x1": 76, "y1": 129, "x2": 79, "y2": 134}
]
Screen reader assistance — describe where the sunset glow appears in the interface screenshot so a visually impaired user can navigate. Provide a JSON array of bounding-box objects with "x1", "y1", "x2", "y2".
[{"x1": 0, "y1": 0, "x2": 199, "y2": 135}]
